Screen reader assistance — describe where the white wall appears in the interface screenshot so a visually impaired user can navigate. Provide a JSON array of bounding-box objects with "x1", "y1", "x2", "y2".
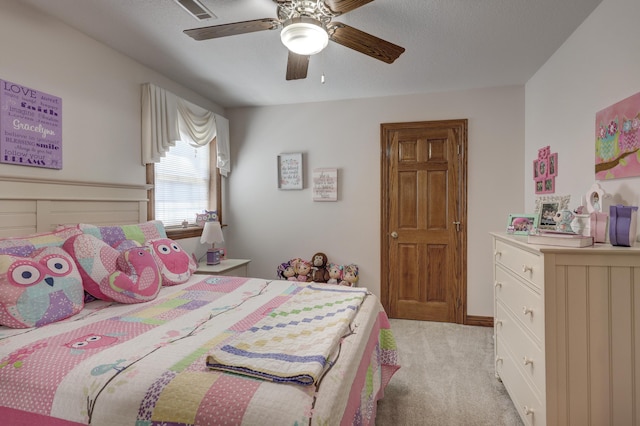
[
  {"x1": 0, "y1": 0, "x2": 223, "y2": 186},
  {"x1": 226, "y1": 86, "x2": 525, "y2": 316},
  {"x1": 525, "y1": 0, "x2": 640, "y2": 217},
  {"x1": 1, "y1": 0, "x2": 529, "y2": 318}
]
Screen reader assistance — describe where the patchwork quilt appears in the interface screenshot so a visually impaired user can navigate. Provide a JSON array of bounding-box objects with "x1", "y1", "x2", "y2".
[
  {"x1": 207, "y1": 284, "x2": 368, "y2": 385},
  {"x1": 0, "y1": 275, "x2": 399, "y2": 426}
]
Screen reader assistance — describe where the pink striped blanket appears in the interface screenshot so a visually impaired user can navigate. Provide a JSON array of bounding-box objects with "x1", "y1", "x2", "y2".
[{"x1": 0, "y1": 275, "x2": 399, "y2": 425}]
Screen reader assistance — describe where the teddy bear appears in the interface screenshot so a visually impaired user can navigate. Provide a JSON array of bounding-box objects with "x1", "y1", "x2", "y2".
[
  {"x1": 326, "y1": 263, "x2": 343, "y2": 285},
  {"x1": 340, "y1": 264, "x2": 359, "y2": 287},
  {"x1": 291, "y1": 257, "x2": 312, "y2": 282},
  {"x1": 310, "y1": 252, "x2": 330, "y2": 283}
]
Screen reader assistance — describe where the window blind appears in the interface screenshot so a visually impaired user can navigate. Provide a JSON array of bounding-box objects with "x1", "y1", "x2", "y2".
[{"x1": 155, "y1": 138, "x2": 210, "y2": 227}]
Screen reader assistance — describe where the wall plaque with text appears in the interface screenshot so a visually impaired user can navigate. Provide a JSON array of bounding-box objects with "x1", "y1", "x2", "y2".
[{"x1": 0, "y1": 79, "x2": 62, "y2": 169}]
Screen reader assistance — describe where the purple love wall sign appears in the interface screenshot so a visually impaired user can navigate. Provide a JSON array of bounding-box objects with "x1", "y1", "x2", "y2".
[{"x1": 0, "y1": 79, "x2": 62, "y2": 169}]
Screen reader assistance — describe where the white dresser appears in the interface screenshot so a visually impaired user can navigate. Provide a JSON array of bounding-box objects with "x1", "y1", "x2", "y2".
[{"x1": 491, "y1": 233, "x2": 640, "y2": 426}]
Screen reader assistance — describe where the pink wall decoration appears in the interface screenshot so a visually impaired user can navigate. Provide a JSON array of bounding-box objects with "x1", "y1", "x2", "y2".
[
  {"x1": 533, "y1": 145, "x2": 557, "y2": 194},
  {"x1": 0, "y1": 79, "x2": 62, "y2": 169},
  {"x1": 595, "y1": 91, "x2": 640, "y2": 180}
]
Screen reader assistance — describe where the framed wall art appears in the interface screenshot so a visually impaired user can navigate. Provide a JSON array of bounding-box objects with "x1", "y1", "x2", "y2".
[
  {"x1": 595, "y1": 91, "x2": 640, "y2": 180},
  {"x1": 533, "y1": 145, "x2": 558, "y2": 194},
  {"x1": 0, "y1": 79, "x2": 63, "y2": 169},
  {"x1": 506, "y1": 213, "x2": 539, "y2": 235},
  {"x1": 277, "y1": 152, "x2": 303, "y2": 190},
  {"x1": 312, "y1": 168, "x2": 338, "y2": 201},
  {"x1": 534, "y1": 194, "x2": 571, "y2": 230}
]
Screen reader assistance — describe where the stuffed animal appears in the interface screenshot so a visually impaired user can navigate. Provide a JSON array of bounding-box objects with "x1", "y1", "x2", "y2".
[
  {"x1": 326, "y1": 263, "x2": 343, "y2": 285},
  {"x1": 310, "y1": 252, "x2": 330, "y2": 283},
  {"x1": 291, "y1": 257, "x2": 312, "y2": 282},
  {"x1": 340, "y1": 264, "x2": 359, "y2": 287},
  {"x1": 276, "y1": 261, "x2": 288, "y2": 279},
  {"x1": 554, "y1": 209, "x2": 575, "y2": 232},
  {"x1": 276, "y1": 261, "x2": 297, "y2": 281}
]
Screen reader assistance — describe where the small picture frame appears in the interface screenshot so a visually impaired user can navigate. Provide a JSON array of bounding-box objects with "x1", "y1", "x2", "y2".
[
  {"x1": 507, "y1": 214, "x2": 539, "y2": 235},
  {"x1": 548, "y1": 153, "x2": 558, "y2": 177},
  {"x1": 535, "y1": 195, "x2": 571, "y2": 230},
  {"x1": 585, "y1": 182, "x2": 605, "y2": 213},
  {"x1": 277, "y1": 152, "x2": 303, "y2": 190},
  {"x1": 312, "y1": 168, "x2": 338, "y2": 201},
  {"x1": 537, "y1": 158, "x2": 548, "y2": 179}
]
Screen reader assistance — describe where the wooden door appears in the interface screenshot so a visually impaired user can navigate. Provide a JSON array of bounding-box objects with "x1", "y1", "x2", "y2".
[{"x1": 380, "y1": 120, "x2": 467, "y2": 323}]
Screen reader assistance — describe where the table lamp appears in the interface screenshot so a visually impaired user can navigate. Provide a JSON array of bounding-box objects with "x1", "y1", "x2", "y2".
[{"x1": 200, "y1": 217, "x2": 224, "y2": 265}]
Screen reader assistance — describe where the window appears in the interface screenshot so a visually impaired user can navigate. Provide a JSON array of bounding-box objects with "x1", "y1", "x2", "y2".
[
  {"x1": 147, "y1": 139, "x2": 221, "y2": 240},
  {"x1": 141, "y1": 84, "x2": 229, "y2": 239}
]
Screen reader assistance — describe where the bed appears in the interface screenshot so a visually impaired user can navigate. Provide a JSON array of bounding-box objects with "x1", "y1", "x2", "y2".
[{"x1": 0, "y1": 177, "x2": 399, "y2": 425}]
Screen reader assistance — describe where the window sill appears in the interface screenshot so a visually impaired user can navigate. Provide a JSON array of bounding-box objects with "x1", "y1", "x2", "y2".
[{"x1": 166, "y1": 226, "x2": 203, "y2": 240}]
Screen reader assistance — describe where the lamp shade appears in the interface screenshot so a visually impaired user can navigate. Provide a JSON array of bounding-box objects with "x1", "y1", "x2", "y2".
[
  {"x1": 200, "y1": 220, "x2": 224, "y2": 245},
  {"x1": 280, "y1": 17, "x2": 329, "y2": 56}
]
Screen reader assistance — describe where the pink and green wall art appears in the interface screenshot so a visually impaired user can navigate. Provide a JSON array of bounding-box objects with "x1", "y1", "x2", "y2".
[{"x1": 596, "y1": 91, "x2": 640, "y2": 180}]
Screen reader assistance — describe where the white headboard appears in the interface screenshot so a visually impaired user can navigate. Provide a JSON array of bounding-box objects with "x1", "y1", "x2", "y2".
[{"x1": 0, "y1": 175, "x2": 150, "y2": 238}]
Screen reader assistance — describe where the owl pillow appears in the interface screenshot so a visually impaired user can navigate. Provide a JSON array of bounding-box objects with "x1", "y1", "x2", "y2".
[
  {"x1": 145, "y1": 238, "x2": 197, "y2": 286},
  {"x1": 64, "y1": 234, "x2": 161, "y2": 304},
  {"x1": 0, "y1": 247, "x2": 84, "y2": 328},
  {"x1": 0, "y1": 225, "x2": 83, "y2": 257},
  {"x1": 59, "y1": 220, "x2": 167, "y2": 248}
]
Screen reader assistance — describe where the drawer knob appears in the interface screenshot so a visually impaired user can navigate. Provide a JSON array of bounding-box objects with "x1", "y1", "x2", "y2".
[
  {"x1": 495, "y1": 356, "x2": 503, "y2": 365},
  {"x1": 523, "y1": 406, "x2": 535, "y2": 416},
  {"x1": 494, "y1": 250, "x2": 502, "y2": 257},
  {"x1": 523, "y1": 306, "x2": 534, "y2": 316},
  {"x1": 495, "y1": 319, "x2": 503, "y2": 327},
  {"x1": 523, "y1": 356, "x2": 534, "y2": 366},
  {"x1": 494, "y1": 281, "x2": 502, "y2": 288},
  {"x1": 522, "y1": 264, "x2": 533, "y2": 273}
]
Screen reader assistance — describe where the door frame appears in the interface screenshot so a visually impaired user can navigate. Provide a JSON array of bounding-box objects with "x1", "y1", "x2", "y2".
[{"x1": 380, "y1": 119, "x2": 468, "y2": 324}]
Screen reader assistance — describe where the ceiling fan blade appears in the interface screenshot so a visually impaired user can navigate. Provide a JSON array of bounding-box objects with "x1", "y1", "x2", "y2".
[
  {"x1": 323, "y1": 0, "x2": 374, "y2": 15},
  {"x1": 327, "y1": 22, "x2": 405, "y2": 64},
  {"x1": 286, "y1": 51, "x2": 310, "y2": 80},
  {"x1": 184, "y1": 18, "x2": 280, "y2": 41}
]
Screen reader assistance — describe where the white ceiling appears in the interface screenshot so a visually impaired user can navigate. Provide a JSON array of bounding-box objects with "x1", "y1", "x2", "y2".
[{"x1": 20, "y1": 0, "x2": 603, "y2": 109}]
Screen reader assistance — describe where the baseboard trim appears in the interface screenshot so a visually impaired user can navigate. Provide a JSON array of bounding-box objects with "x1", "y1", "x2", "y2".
[{"x1": 466, "y1": 315, "x2": 493, "y2": 327}]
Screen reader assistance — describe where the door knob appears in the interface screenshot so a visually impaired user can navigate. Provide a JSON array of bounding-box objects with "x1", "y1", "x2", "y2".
[{"x1": 390, "y1": 231, "x2": 398, "y2": 239}]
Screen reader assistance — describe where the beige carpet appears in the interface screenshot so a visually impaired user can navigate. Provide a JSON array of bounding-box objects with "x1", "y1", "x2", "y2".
[{"x1": 375, "y1": 319, "x2": 524, "y2": 426}]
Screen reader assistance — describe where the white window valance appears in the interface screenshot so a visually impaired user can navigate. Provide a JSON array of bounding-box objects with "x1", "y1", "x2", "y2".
[{"x1": 141, "y1": 83, "x2": 230, "y2": 176}]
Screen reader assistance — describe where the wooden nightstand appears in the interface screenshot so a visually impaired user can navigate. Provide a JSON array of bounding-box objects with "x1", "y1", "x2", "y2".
[{"x1": 195, "y1": 259, "x2": 251, "y2": 277}]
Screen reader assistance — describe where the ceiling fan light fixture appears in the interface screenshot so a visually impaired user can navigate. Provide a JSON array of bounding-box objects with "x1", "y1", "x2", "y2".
[{"x1": 280, "y1": 17, "x2": 329, "y2": 56}]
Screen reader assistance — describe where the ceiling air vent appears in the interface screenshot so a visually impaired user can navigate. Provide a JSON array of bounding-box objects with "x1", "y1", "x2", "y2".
[{"x1": 175, "y1": 0, "x2": 217, "y2": 21}]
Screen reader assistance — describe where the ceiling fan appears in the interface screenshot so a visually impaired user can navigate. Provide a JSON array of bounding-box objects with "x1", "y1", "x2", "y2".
[{"x1": 183, "y1": 0, "x2": 405, "y2": 80}]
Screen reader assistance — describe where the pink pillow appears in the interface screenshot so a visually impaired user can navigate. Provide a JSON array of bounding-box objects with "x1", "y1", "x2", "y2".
[
  {"x1": 145, "y1": 238, "x2": 197, "y2": 286},
  {"x1": 63, "y1": 234, "x2": 161, "y2": 303},
  {"x1": 0, "y1": 247, "x2": 84, "y2": 328},
  {"x1": 0, "y1": 225, "x2": 83, "y2": 257}
]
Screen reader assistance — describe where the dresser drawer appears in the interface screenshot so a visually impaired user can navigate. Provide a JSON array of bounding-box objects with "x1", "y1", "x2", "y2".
[
  {"x1": 496, "y1": 301, "x2": 545, "y2": 394},
  {"x1": 495, "y1": 239, "x2": 543, "y2": 289},
  {"x1": 496, "y1": 342, "x2": 545, "y2": 426},
  {"x1": 495, "y1": 266, "x2": 544, "y2": 341}
]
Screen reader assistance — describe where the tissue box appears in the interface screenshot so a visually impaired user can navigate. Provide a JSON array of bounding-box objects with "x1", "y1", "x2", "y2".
[{"x1": 609, "y1": 205, "x2": 638, "y2": 247}]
